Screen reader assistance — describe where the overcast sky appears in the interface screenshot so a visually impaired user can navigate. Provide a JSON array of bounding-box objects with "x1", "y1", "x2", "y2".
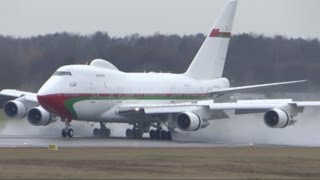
[{"x1": 0, "y1": 0, "x2": 319, "y2": 39}]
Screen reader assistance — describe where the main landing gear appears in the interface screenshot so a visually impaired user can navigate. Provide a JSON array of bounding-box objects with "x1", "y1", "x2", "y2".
[
  {"x1": 61, "y1": 119, "x2": 74, "y2": 138},
  {"x1": 149, "y1": 121, "x2": 172, "y2": 140},
  {"x1": 126, "y1": 122, "x2": 144, "y2": 139},
  {"x1": 149, "y1": 129, "x2": 171, "y2": 140},
  {"x1": 93, "y1": 122, "x2": 111, "y2": 138},
  {"x1": 125, "y1": 121, "x2": 172, "y2": 140}
]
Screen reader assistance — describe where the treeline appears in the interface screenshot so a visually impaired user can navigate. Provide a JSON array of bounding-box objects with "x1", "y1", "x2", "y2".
[{"x1": 0, "y1": 32, "x2": 319, "y2": 91}]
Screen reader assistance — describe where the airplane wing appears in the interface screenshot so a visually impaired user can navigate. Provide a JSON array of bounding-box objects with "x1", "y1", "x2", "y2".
[
  {"x1": 210, "y1": 80, "x2": 307, "y2": 96},
  {"x1": 116, "y1": 99, "x2": 320, "y2": 117},
  {"x1": 0, "y1": 89, "x2": 38, "y2": 108}
]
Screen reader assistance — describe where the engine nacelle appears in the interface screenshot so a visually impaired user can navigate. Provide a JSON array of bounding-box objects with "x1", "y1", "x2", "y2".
[
  {"x1": 264, "y1": 108, "x2": 294, "y2": 128},
  {"x1": 27, "y1": 106, "x2": 56, "y2": 126},
  {"x1": 176, "y1": 112, "x2": 208, "y2": 131},
  {"x1": 4, "y1": 100, "x2": 27, "y2": 119}
]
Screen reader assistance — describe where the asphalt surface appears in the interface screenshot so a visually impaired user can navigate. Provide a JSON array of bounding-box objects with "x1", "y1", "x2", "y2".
[
  {"x1": 0, "y1": 135, "x2": 259, "y2": 148},
  {"x1": 2, "y1": 106, "x2": 320, "y2": 148}
]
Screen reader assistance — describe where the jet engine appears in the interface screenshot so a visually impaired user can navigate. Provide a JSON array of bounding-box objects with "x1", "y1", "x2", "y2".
[
  {"x1": 27, "y1": 106, "x2": 56, "y2": 126},
  {"x1": 4, "y1": 100, "x2": 27, "y2": 119},
  {"x1": 264, "y1": 108, "x2": 295, "y2": 128},
  {"x1": 176, "y1": 112, "x2": 209, "y2": 131}
]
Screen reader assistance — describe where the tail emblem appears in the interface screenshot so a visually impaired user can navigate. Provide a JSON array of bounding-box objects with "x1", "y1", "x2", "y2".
[{"x1": 209, "y1": 29, "x2": 231, "y2": 38}]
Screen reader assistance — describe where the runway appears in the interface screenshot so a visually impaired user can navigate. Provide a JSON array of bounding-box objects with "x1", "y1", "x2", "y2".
[
  {"x1": 0, "y1": 135, "x2": 258, "y2": 148},
  {"x1": 2, "y1": 107, "x2": 320, "y2": 148}
]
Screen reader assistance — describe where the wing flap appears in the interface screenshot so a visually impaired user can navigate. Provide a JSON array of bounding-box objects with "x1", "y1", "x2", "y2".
[
  {"x1": 116, "y1": 103, "x2": 197, "y2": 115},
  {"x1": 209, "y1": 99, "x2": 293, "y2": 110},
  {"x1": 144, "y1": 106, "x2": 197, "y2": 114},
  {"x1": 295, "y1": 101, "x2": 320, "y2": 107}
]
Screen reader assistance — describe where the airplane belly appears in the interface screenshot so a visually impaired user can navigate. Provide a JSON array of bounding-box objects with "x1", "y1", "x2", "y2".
[
  {"x1": 72, "y1": 99, "x2": 197, "y2": 121},
  {"x1": 73, "y1": 100, "x2": 115, "y2": 121}
]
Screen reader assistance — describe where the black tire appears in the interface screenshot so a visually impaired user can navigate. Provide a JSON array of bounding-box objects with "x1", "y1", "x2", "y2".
[
  {"x1": 61, "y1": 129, "x2": 67, "y2": 138},
  {"x1": 105, "y1": 128, "x2": 111, "y2": 137},
  {"x1": 67, "y1": 128, "x2": 74, "y2": 138},
  {"x1": 155, "y1": 130, "x2": 161, "y2": 140},
  {"x1": 149, "y1": 130, "x2": 155, "y2": 139},
  {"x1": 101, "y1": 128, "x2": 110, "y2": 137},
  {"x1": 93, "y1": 128, "x2": 99, "y2": 137},
  {"x1": 137, "y1": 130, "x2": 143, "y2": 139},
  {"x1": 161, "y1": 130, "x2": 167, "y2": 140},
  {"x1": 101, "y1": 129, "x2": 107, "y2": 137},
  {"x1": 167, "y1": 131, "x2": 172, "y2": 141},
  {"x1": 132, "y1": 129, "x2": 138, "y2": 139},
  {"x1": 126, "y1": 129, "x2": 133, "y2": 138}
]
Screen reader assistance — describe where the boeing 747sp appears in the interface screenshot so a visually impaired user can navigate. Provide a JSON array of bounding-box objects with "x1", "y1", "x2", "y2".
[{"x1": 1, "y1": 0, "x2": 319, "y2": 140}]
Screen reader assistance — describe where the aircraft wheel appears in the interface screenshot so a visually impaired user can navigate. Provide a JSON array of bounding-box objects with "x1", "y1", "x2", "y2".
[
  {"x1": 149, "y1": 130, "x2": 155, "y2": 139},
  {"x1": 126, "y1": 129, "x2": 133, "y2": 138},
  {"x1": 132, "y1": 129, "x2": 138, "y2": 139},
  {"x1": 161, "y1": 130, "x2": 167, "y2": 140},
  {"x1": 155, "y1": 130, "x2": 161, "y2": 140},
  {"x1": 93, "y1": 128, "x2": 99, "y2": 137},
  {"x1": 67, "y1": 128, "x2": 74, "y2": 138},
  {"x1": 132, "y1": 129, "x2": 136, "y2": 138},
  {"x1": 105, "y1": 128, "x2": 111, "y2": 137},
  {"x1": 61, "y1": 129, "x2": 67, "y2": 138},
  {"x1": 102, "y1": 128, "x2": 111, "y2": 137},
  {"x1": 167, "y1": 131, "x2": 172, "y2": 141},
  {"x1": 136, "y1": 130, "x2": 143, "y2": 139}
]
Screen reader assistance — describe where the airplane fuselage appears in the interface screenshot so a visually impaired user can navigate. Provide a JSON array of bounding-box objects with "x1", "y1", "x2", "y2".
[{"x1": 37, "y1": 64, "x2": 230, "y2": 122}]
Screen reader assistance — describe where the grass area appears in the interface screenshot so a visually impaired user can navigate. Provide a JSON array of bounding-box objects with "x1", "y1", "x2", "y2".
[{"x1": 0, "y1": 147, "x2": 319, "y2": 179}]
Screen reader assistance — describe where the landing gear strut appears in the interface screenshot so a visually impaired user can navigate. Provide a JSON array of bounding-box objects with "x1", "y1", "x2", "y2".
[
  {"x1": 93, "y1": 122, "x2": 111, "y2": 138},
  {"x1": 61, "y1": 119, "x2": 74, "y2": 138}
]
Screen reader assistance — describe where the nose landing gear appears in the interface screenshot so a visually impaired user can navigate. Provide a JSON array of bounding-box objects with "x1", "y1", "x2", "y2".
[{"x1": 61, "y1": 119, "x2": 74, "y2": 138}]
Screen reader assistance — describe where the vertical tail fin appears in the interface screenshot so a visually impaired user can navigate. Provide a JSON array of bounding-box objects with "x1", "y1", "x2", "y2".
[{"x1": 185, "y1": 0, "x2": 238, "y2": 80}]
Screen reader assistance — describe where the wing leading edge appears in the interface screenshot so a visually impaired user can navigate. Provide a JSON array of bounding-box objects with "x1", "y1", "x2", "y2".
[{"x1": 0, "y1": 89, "x2": 38, "y2": 108}]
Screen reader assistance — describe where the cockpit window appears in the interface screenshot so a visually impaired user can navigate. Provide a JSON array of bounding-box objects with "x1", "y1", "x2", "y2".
[{"x1": 53, "y1": 71, "x2": 72, "y2": 76}]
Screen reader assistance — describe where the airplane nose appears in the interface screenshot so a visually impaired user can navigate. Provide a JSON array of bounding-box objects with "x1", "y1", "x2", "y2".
[{"x1": 37, "y1": 95, "x2": 71, "y2": 119}]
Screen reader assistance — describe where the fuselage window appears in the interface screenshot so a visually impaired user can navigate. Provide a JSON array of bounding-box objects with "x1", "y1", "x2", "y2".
[
  {"x1": 54, "y1": 71, "x2": 72, "y2": 76},
  {"x1": 96, "y1": 74, "x2": 106, "y2": 77}
]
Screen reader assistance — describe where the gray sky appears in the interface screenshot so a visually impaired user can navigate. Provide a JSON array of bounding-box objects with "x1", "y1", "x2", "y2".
[{"x1": 0, "y1": 0, "x2": 319, "y2": 39}]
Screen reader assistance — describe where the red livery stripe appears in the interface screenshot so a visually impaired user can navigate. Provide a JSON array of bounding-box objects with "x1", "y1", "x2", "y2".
[{"x1": 209, "y1": 29, "x2": 231, "y2": 38}]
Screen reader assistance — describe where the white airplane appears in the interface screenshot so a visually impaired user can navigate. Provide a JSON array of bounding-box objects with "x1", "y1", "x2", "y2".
[{"x1": 1, "y1": 0, "x2": 320, "y2": 140}]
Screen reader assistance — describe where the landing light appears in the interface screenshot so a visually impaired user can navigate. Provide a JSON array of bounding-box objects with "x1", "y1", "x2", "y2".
[{"x1": 134, "y1": 107, "x2": 140, "y2": 112}]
